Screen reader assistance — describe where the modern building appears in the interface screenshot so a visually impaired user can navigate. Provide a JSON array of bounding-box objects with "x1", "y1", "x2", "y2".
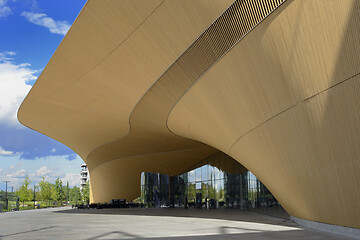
[
  {"x1": 18, "y1": 0, "x2": 360, "y2": 236},
  {"x1": 80, "y1": 164, "x2": 90, "y2": 191},
  {"x1": 140, "y1": 151, "x2": 288, "y2": 219}
]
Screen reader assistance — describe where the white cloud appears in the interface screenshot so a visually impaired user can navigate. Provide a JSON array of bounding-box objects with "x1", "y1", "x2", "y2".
[
  {"x1": 0, "y1": 51, "x2": 15, "y2": 61},
  {"x1": 0, "y1": 146, "x2": 14, "y2": 155},
  {"x1": 21, "y1": 11, "x2": 70, "y2": 35},
  {"x1": 0, "y1": 0, "x2": 12, "y2": 18},
  {"x1": 35, "y1": 165, "x2": 64, "y2": 179},
  {"x1": 36, "y1": 166, "x2": 53, "y2": 177},
  {"x1": 51, "y1": 148, "x2": 56, "y2": 153},
  {"x1": 29, "y1": 0, "x2": 41, "y2": 13},
  {"x1": 12, "y1": 169, "x2": 27, "y2": 178},
  {"x1": 35, "y1": 166, "x2": 80, "y2": 187},
  {"x1": 0, "y1": 51, "x2": 38, "y2": 127},
  {"x1": 33, "y1": 169, "x2": 79, "y2": 187},
  {"x1": 0, "y1": 155, "x2": 83, "y2": 189},
  {"x1": 0, "y1": 168, "x2": 28, "y2": 189},
  {"x1": 61, "y1": 173, "x2": 80, "y2": 187}
]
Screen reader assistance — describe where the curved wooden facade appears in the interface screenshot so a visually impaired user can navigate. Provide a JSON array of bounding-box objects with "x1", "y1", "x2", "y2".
[{"x1": 18, "y1": 0, "x2": 360, "y2": 229}]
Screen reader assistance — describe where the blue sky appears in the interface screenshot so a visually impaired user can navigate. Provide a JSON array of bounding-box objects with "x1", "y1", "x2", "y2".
[{"x1": 0, "y1": 0, "x2": 87, "y2": 190}]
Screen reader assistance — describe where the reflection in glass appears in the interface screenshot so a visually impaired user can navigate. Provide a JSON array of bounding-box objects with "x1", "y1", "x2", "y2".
[
  {"x1": 140, "y1": 151, "x2": 288, "y2": 219},
  {"x1": 188, "y1": 170, "x2": 195, "y2": 183},
  {"x1": 195, "y1": 168, "x2": 201, "y2": 182},
  {"x1": 201, "y1": 165, "x2": 209, "y2": 181}
]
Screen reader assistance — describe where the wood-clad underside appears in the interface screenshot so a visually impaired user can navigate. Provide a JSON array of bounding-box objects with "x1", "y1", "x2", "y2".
[
  {"x1": 18, "y1": 0, "x2": 360, "y2": 230},
  {"x1": 168, "y1": 0, "x2": 360, "y2": 229},
  {"x1": 87, "y1": 0, "x2": 287, "y2": 202},
  {"x1": 18, "y1": 0, "x2": 234, "y2": 160}
]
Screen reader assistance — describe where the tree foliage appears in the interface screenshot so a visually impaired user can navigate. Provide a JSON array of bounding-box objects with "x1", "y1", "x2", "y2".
[
  {"x1": 70, "y1": 186, "x2": 82, "y2": 202},
  {"x1": 16, "y1": 175, "x2": 32, "y2": 205},
  {"x1": 38, "y1": 177, "x2": 53, "y2": 203},
  {"x1": 15, "y1": 176, "x2": 86, "y2": 206},
  {"x1": 81, "y1": 181, "x2": 90, "y2": 202},
  {"x1": 65, "y1": 182, "x2": 70, "y2": 202},
  {"x1": 54, "y1": 178, "x2": 65, "y2": 202}
]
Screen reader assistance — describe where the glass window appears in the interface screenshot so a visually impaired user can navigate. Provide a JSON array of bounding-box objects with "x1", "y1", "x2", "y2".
[
  {"x1": 216, "y1": 179, "x2": 224, "y2": 203},
  {"x1": 195, "y1": 168, "x2": 201, "y2": 182},
  {"x1": 207, "y1": 180, "x2": 215, "y2": 200},
  {"x1": 188, "y1": 170, "x2": 195, "y2": 183},
  {"x1": 214, "y1": 167, "x2": 221, "y2": 180},
  {"x1": 218, "y1": 169, "x2": 224, "y2": 180},
  {"x1": 201, "y1": 165, "x2": 209, "y2": 181},
  {"x1": 139, "y1": 153, "x2": 287, "y2": 218},
  {"x1": 141, "y1": 172, "x2": 145, "y2": 186},
  {"x1": 188, "y1": 183, "x2": 195, "y2": 203},
  {"x1": 208, "y1": 165, "x2": 214, "y2": 181}
]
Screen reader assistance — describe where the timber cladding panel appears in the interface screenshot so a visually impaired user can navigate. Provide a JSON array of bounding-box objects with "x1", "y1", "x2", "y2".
[
  {"x1": 18, "y1": 0, "x2": 360, "y2": 229},
  {"x1": 168, "y1": 0, "x2": 360, "y2": 229},
  {"x1": 18, "y1": 0, "x2": 235, "y2": 160},
  {"x1": 86, "y1": 0, "x2": 288, "y2": 202}
]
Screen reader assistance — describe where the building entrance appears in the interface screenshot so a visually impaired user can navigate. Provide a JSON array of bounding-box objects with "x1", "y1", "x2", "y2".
[
  {"x1": 140, "y1": 152, "x2": 289, "y2": 219},
  {"x1": 195, "y1": 192, "x2": 202, "y2": 209}
]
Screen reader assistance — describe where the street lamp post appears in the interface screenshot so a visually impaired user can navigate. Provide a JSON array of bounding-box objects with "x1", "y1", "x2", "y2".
[
  {"x1": 34, "y1": 185, "x2": 36, "y2": 209},
  {"x1": 4, "y1": 181, "x2": 10, "y2": 211}
]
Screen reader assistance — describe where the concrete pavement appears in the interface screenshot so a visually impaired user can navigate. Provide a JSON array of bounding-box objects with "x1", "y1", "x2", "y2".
[{"x1": 0, "y1": 207, "x2": 355, "y2": 239}]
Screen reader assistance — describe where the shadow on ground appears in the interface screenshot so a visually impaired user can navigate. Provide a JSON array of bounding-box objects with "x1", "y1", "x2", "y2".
[
  {"x1": 85, "y1": 229, "x2": 342, "y2": 240},
  {"x1": 55, "y1": 207, "x2": 293, "y2": 227},
  {"x1": 0, "y1": 226, "x2": 56, "y2": 239}
]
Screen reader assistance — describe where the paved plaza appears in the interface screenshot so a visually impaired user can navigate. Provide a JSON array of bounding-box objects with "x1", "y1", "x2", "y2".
[{"x1": 0, "y1": 207, "x2": 354, "y2": 239}]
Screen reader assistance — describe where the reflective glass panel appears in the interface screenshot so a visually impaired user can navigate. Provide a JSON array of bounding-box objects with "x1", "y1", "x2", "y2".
[
  {"x1": 188, "y1": 170, "x2": 195, "y2": 183},
  {"x1": 195, "y1": 168, "x2": 201, "y2": 182},
  {"x1": 201, "y1": 165, "x2": 209, "y2": 181}
]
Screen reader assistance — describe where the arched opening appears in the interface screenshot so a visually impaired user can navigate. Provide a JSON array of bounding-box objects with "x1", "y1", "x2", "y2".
[{"x1": 140, "y1": 151, "x2": 288, "y2": 219}]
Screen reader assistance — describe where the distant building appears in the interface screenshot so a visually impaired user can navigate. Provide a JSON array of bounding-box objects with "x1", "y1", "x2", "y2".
[{"x1": 80, "y1": 164, "x2": 89, "y2": 190}]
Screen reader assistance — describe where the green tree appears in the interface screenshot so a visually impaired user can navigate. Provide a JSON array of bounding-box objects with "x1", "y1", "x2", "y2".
[
  {"x1": 16, "y1": 175, "x2": 32, "y2": 206},
  {"x1": 39, "y1": 177, "x2": 53, "y2": 204},
  {"x1": 54, "y1": 178, "x2": 65, "y2": 204},
  {"x1": 65, "y1": 182, "x2": 70, "y2": 203},
  {"x1": 69, "y1": 186, "x2": 82, "y2": 203},
  {"x1": 81, "y1": 181, "x2": 90, "y2": 203},
  {"x1": 34, "y1": 186, "x2": 41, "y2": 201},
  {"x1": 188, "y1": 183, "x2": 195, "y2": 203}
]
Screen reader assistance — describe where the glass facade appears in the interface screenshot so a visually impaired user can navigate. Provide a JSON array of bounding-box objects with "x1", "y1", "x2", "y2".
[{"x1": 141, "y1": 152, "x2": 288, "y2": 218}]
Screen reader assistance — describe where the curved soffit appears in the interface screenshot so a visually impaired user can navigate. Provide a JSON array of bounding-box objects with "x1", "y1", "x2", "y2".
[
  {"x1": 18, "y1": 0, "x2": 289, "y2": 203},
  {"x1": 18, "y1": 0, "x2": 234, "y2": 160},
  {"x1": 167, "y1": 0, "x2": 360, "y2": 229},
  {"x1": 88, "y1": 0, "x2": 288, "y2": 203},
  {"x1": 87, "y1": 0, "x2": 287, "y2": 171}
]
